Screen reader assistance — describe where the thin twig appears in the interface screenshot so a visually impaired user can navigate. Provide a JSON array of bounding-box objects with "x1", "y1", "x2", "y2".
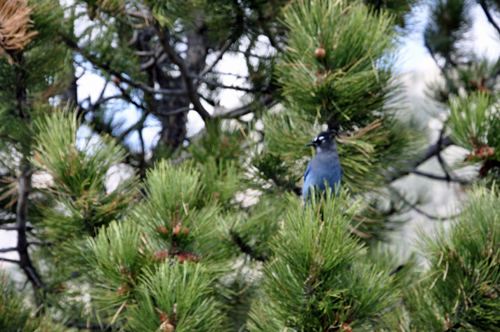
[
  {"x1": 215, "y1": 96, "x2": 276, "y2": 119},
  {"x1": 190, "y1": 74, "x2": 269, "y2": 93},
  {"x1": 478, "y1": 0, "x2": 500, "y2": 36},
  {"x1": 0, "y1": 258, "x2": 21, "y2": 264},
  {"x1": 28, "y1": 241, "x2": 53, "y2": 246},
  {"x1": 0, "y1": 218, "x2": 17, "y2": 225},
  {"x1": 0, "y1": 225, "x2": 19, "y2": 230},
  {"x1": 388, "y1": 264, "x2": 405, "y2": 276},
  {"x1": 411, "y1": 168, "x2": 470, "y2": 185},
  {"x1": 387, "y1": 136, "x2": 454, "y2": 183},
  {"x1": 230, "y1": 230, "x2": 267, "y2": 262},
  {"x1": 64, "y1": 36, "x2": 186, "y2": 96},
  {"x1": 210, "y1": 71, "x2": 249, "y2": 79},
  {"x1": 0, "y1": 246, "x2": 24, "y2": 253},
  {"x1": 116, "y1": 112, "x2": 148, "y2": 141},
  {"x1": 434, "y1": 124, "x2": 463, "y2": 183},
  {"x1": 200, "y1": 39, "x2": 233, "y2": 76},
  {"x1": 158, "y1": 106, "x2": 193, "y2": 117},
  {"x1": 389, "y1": 187, "x2": 459, "y2": 221}
]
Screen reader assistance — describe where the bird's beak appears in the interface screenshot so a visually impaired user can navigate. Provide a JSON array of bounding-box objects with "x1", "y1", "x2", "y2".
[{"x1": 305, "y1": 142, "x2": 316, "y2": 147}]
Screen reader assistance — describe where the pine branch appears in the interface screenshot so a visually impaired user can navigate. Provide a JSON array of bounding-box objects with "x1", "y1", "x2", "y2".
[
  {"x1": 436, "y1": 125, "x2": 453, "y2": 181},
  {"x1": 216, "y1": 96, "x2": 276, "y2": 119},
  {"x1": 16, "y1": 166, "x2": 45, "y2": 290},
  {"x1": 0, "y1": 258, "x2": 20, "y2": 264},
  {"x1": 230, "y1": 230, "x2": 267, "y2": 262},
  {"x1": 0, "y1": 218, "x2": 17, "y2": 225},
  {"x1": 190, "y1": 73, "x2": 269, "y2": 93},
  {"x1": 478, "y1": 0, "x2": 500, "y2": 36},
  {"x1": 0, "y1": 246, "x2": 25, "y2": 253},
  {"x1": 389, "y1": 187, "x2": 459, "y2": 221},
  {"x1": 411, "y1": 168, "x2": 470, "y2": 184},
  {"x1": 388, "y1": 127, "x2": 470, "y2": 184},
  {"x1": 388, "y1": 264, "x2": 404, "y2": 276},
  {"x1": 0, "y1": 225, "x2": 18, "y2": 230},
  {"x1": 64, "y1": 36, "x2": 186, "y2": 96},
  {"x1": 159, "y1": 106, "x2": 193, "y2": 117},
  {"x1": 387, "y1": 136, "x2": 454, "y2": 182},
  {"x1": 116, "y1": 111, "x2": 148, "y2": 141},
  {"x1": 200, "y1": 39, "x2": 233, "y2": 76}
]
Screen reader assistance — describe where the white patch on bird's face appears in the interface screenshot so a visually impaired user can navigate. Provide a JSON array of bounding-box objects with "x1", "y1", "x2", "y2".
[{"x1": 314, "y1": 135, "x2": 325, "y2": 144}]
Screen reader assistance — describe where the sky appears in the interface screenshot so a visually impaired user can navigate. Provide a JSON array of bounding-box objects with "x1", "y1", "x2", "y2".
[{"x1": 2, "y1": 1, "x2": 500, "y2": 268}]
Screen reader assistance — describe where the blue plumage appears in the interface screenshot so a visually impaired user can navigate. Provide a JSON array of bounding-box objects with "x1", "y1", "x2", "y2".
[{"x1": 302, "y1": 131, "x2": 342, "y2": 199}]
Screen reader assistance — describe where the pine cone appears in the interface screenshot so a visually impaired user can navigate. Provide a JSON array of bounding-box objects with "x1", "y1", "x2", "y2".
[
  {"x1": 479, "y1": 146, "x2": 494, "y2": 158},
  {"x1": 0, "y1": 0, "x2": 38, "y2": 64},
  {"x1": 173, "y1": 224, "x2": 189, "y2": 235},
  {"x1": 117, "y1": 283, "x2": 129, "y2": 296},
  {"x1": 177, "y1": 252, "x2": 201, "y2": 264},
  {"x1": 158, "y1": 321, "x2": 175, "y2": 332},
  {"x1": 314, "y1": 46, "x2": 326, "y2": 59},
  {"x1": 153, "y1": 250, "x2": 170, "y2": 261},
  {"x1": 156, "y1": 225, "x2": 169, "y2": 234}
]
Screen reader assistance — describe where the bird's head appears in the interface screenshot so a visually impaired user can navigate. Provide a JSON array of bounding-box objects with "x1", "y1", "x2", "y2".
[{"x1": 305, "y1": 130, "x2": 340, "y2": 152}]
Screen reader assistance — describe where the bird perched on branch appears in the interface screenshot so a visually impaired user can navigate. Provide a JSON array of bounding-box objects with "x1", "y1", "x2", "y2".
[{"x1": 302, "y1": 130, "x2": 342, "y2": 200}]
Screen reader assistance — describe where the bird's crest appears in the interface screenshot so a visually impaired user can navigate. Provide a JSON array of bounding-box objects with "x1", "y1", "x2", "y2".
[{"x1": 312, "y1": 129, "x2": 340, "y2": 143}]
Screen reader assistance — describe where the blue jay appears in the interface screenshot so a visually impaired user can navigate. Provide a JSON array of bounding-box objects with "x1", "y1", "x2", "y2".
[{"x1": 302, "y1": 130, "x2": 342, "y2": 199}]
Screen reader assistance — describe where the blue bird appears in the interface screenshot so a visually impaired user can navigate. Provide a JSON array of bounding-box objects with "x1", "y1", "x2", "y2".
[{"x1": 302, "y1": 130, "x2": 342, "y2": 200}]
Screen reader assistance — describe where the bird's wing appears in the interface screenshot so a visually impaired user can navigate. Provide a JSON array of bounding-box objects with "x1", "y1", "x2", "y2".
[{"x1": 304, "y1": 163, "x2": 311, "y2": 181}]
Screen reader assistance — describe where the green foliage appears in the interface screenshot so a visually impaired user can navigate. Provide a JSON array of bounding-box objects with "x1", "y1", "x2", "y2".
[
  {"x1": 190, "y1": 119, "x2": 247, "y2": 166},
  {"x1": 447, "y1": 93, "x2": 500, "y2": 183},
  {"x1": 429, "y1": 56, "x2": 500, "y2": 103},
  {"x1": 448, "y1": 93, "x2": 500, "y2": 153},
  {"x1": 198, "y1": 157, "x2": 241, "y2": 208},
  {"x1": 0, "y1": 273, "x2": 75, "y2": 332},
  {"x1": 276, "y1": 0, "x2": 397, "y2": 126},
  {"x1": 263, "y1": 111, "x2": 425, "y2": 194},
  {"x1": 134, "y1": 160, "x2": 230, "y2": 262},
  {"x1": 229, "y1": 194, "x2": 286, "y2": 261},
  {"x1": 85, "y1": 221, "x2": 152, "y2": 315},
  {"x1": 424, "y1": 0, "x2": 471, "y2": 63},
  {"x1": 141, "y1": 159, "x2": 200, "y2": 210},
  {"x1": 31, "y1": 110, "x2": 137, "y2": 243},
  {"x1": 248, "y1": 189, "x2": 400, "y2": 331},
  {"x1": 412, "y1": 186, "x2": 500, "y2": 331},
  {"x1": 361, "y1": 0, "x2": 418, "y2": 28},
  {"x1": 259, "y1": 0, "x2": 424, "y2": 198},
  {"x1": 128, "y1": 263, "x2": 231, "y2": 332}
]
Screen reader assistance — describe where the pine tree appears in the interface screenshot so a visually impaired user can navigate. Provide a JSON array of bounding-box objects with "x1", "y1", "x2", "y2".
[{"x1": 2, "y1": 0, "x2": 500, "y2": 331}]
